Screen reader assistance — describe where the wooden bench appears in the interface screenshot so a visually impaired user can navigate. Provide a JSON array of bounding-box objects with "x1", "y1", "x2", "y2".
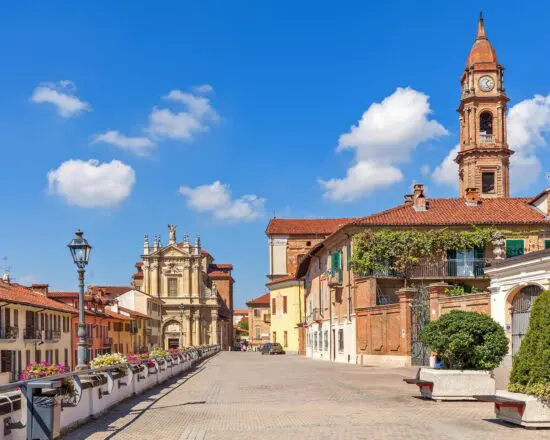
[
  {"x1": 474, "y1": 395, "x2": 526, "y2": 416},
  {"x1": 403, "y1": 378, "x2": 433, "y2": 393}
]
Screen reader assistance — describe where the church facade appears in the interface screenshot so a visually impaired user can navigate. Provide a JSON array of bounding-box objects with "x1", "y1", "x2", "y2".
[{"x1": 133, "y1": 226, "x2": 234, "y2": 350}]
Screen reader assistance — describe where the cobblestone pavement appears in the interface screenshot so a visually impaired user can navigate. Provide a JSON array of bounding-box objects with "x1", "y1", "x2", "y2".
[{"x1": 64, "y1": 352, "x2": 550, "y2": 440}]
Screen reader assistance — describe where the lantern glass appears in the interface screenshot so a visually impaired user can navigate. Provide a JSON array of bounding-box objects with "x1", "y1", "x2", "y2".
[{"x1": 68, "y1": 229, "x2": 92, "y2": 269}]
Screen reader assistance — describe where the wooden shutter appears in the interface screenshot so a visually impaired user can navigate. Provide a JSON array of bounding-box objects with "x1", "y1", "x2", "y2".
[
  {"x1": 272, "y1": 298, "x2": 276, "y2": 315},
  {"x1": 283, "y1": 296, "x2": 288, "y2": 314},
  {"x1": 447, "y1": 249, "x2": 457, "y2": 277},
  {"x1": 0, "y1": 351, "x2": 12, "y2": 372},
  {"x1": 506, "y1": 240, "x2": 524, "y2": 258},
  {"x1": 545, "y1": 240, "x2": 550, "y2": 250}
]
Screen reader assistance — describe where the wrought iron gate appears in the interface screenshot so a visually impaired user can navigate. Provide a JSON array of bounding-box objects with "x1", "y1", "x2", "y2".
[
  {"x1": 511, "y1": 285, "x2": 542, "y2": 356},
  {"x1": 410, "y1": 286, "x2": 430, "y2": 366}
]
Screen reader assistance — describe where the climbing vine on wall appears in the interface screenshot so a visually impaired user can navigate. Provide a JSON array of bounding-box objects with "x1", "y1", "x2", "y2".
[{"x1": 350, "y1": 227, "x2": 499, "y2": 281}]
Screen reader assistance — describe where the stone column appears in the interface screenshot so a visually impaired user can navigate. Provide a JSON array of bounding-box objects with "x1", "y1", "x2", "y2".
[
  {"x1": 396, "y1": 288, "x2": 417, "y2": 358},
  {"x1": 427, "y1": 282, "x2": 449, "y2": 321},
  {"x1": 187, "y1": 310, "x2": 193, "y2": 347},
  {"x1": 195, "y1": 311, "x2": 201, "y2": 346},
  {"x1": 211, "y1": 310, "x2": 218, "y2": 345}
]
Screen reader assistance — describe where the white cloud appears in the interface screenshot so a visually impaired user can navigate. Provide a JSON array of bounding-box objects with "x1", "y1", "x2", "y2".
[
  {"x1": 432, "y1": 144, "x2": 460, "y2": 188},
  {"x1": 92, "y1": 130, "x2": 154, "y2": 156},
  {"x1": 192, "y1": 84, "x2": 214, "y2": 94},
  {"x1": 47, "y1": 159, "x2": 135, "y2": 208},
  {"x1": 148, "y1": 87, "x2": 218, "y2": 141},
  {"x1": 178, "y1": 181, "x2": 265, "y2": 222},
  {"x1": 320, "y1": 87, "x2": 447, "y2": 202},
  {"x1": 507, "y1": 94, "x2": 550, "y2": 192},
  {"x1": 420, "y1": 164, "x2": 431, "y2": 176},
  {"x1": 30, "y1": 80, "x2": 90, "y2": 117},
  {"x1": 319, "y1": 161, "x2": 403, "y2": 202}
]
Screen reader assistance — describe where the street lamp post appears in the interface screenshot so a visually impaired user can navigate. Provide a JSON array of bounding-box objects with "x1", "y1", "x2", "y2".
[
  {"x1": 68, "y1": 229, "x2": 92, "y2": 370},
  {"x1": 179, "y1": 303, "x2": 185, "y2": 349}
]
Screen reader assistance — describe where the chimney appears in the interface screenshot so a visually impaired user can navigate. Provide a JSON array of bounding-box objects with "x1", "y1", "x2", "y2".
[
  {"x1": 31, "y1": 284, "x2": 49, "y2": 295},
  {"x1": 465, "y1": 187, "x2": 480, "y2": 205},
  {"x1": 404, "y1": 194, "x2": 413, "y2": 205},
  {"x1": 412, "y1": 184, "x2": 428, "y2": 212},
  {"x1": 1, "y1": 272, "x2": 10, "y2": 284}
]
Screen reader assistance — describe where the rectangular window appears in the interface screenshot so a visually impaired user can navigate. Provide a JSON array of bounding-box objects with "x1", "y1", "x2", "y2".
[
  {"x1": 14, "y1": 309, "x2": 18, "y2": 328},
  {"x1": 272, "y1": 298, "x2": 276, "y2": 315},
  {"x1": 35, "y1": 350, "x2": 41, "y2": 363},
  {"x1": 319, "y1": 331, "x2": 322, "y2": 351},
  {"x1": 314, "y1": 332, "x2": 318, "y2": 350},
  {"x1": 506, "y1": 239, "x2": 525, "y2": 258},
  {"x1": 283, "y1": 331, "x2": 288, "y2": 348},
  {"x1": 283, "y1": 296, "x2": 288, "y2": 314},
  {"x1": 168, "y1": 278, "x2": 178, "y2": 296},
  {"x1": 324, "y1": 331, "x2": 328, "y2": 351},
  {"x1": 25, "y1": 350, "x2": 30, "y2": 368},
  {"x1": 338, "y1": 329, "x2": 344, "y2": 352},
  {"x1": 482, "y1": 172, "x2": 495, "y2": 194},
  {"x1": 272, "y1": 331, "x2": 277, "y2": 343},
  {"x1": 545, "y1": 240, "x2": 550, "y2": 250},
  {"x1": 0, "y1": 351, "x2": 12, "y2": 373},
  {"x1": 55, "y1": 349, "x2": 59, "y2": 364},
  {"x1": 64, "y1": 349, "x2": 68, "y2": 367},
  {"x1": 255, "y1": 327, "x2": 260, "y2": 340},
  {"x1": 254, "y1": 309, "x2": 261, "y2": 318}
]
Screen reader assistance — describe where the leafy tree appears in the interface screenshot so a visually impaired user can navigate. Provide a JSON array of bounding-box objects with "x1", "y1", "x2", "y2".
[
  {"x1": 238, "y1": 320, "x2": 249, "y2": 331},
  {"x1": 508, "y1": 290, "x2": 550, "y2": 399},
  {"x1": 419, "y1": 310, "x2": 508, "y2": 370}
]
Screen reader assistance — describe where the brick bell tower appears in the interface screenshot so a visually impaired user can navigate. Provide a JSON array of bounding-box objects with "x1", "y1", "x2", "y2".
[{"x1": 455, "y1": 13, "x2": 513, "y2": 198}]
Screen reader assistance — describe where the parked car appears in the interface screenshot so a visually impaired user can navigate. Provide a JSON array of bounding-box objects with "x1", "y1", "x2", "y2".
[{"x1": 261, "y1": 343, "x2": 285, "y2": 355}]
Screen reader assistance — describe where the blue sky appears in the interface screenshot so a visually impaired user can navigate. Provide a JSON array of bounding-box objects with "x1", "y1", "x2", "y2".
[{"x1": 1, "y1": 1, "x2": 550, "y2": 308}]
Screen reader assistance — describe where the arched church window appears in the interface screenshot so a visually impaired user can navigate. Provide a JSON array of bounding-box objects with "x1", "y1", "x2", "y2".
[{"x1": 480, "y1": 112, "x2": 493, "y2": 135}]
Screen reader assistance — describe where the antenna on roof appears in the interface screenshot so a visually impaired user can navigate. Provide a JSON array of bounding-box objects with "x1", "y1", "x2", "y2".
[{"x1": 546, "y1": 172, "x2": 550, "y2": 188}]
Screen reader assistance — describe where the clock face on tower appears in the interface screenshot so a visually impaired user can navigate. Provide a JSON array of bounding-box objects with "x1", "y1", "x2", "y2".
[{"x1": 479, "y1": 75, "x2": 495, "y2": 92}]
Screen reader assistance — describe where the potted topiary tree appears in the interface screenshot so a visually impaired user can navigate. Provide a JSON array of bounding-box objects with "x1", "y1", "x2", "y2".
[
  {"x1": 415, "y1": 310, "x2": 508, "y2": 401},
  {"x1": 495, "y1": 290, "x2": 550, "y2": 427}
]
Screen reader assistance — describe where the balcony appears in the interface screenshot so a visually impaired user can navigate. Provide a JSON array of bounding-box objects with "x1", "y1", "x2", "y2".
[
  {"x1": 328, "y1": 271, "x2": 343, "y2": 287},
  {"x1": 44, "y1": 330, "x2": 61, "y2": 342},
  {"x1": 364, "y1": 258, "x2": 491, "y2": 279},
  {"x1": 23, "y1": 327, "x2": 42, "y2": 340},
  {"x1": 103, "y1": 337, "x2": 113, "y2": 346},
  {"x1": 479, "y1": 133, "x2": 495, "y2": 144},
  {"x1": 0, "y1": 326, "x2": 19, "y2": 341}
]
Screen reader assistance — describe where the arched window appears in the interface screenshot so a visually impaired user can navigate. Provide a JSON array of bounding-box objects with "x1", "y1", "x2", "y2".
[{"x1": 480, "y1": 112, "x2": 493, "y2": 135}]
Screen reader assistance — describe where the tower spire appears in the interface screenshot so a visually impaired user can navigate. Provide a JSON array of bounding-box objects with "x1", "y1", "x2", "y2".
[{"x1": 477, "y1": 10, "x2": 487, "y2": 40}]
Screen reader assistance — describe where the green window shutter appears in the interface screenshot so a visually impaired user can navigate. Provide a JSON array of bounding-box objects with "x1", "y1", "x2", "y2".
[
  {"x1": 447, "y1": 249, "x2": 457, "y2": 277},
  {"x1": 545, "y1": 240, "x2": 550, "y2": 250},
  {"x1": 506, "y1": 240, "x2": 524, "y2": 258}
]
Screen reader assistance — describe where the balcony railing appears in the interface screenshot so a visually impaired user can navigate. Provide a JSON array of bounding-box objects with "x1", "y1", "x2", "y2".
[
  {"x1": 23, "y1": 327, "x2": 42, "y2": 340},
  {"x1": 363, "y1": 258, "x2": 491, "y2": 279},
  {"x1": 479, "y1": 133, "x2": 494, "y2": 144},
  {"x1": 0, "y1": 326, "x2": 19, "y2": 340},
  {"x1": 44, "y1": 330, "x2": 61, "y2": 342},
  {"x1": 103, "y1": 337, "x2": 113, "y2": 346}
]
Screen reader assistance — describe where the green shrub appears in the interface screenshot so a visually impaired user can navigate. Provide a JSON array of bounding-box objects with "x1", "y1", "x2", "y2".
[
  {"x1": 508, "y1": 290, "x2": 550, "y2": 399},
  {"x1": 419, "y1": 310, "x2": 508, "y2": 370},
  {"x1": 445, "y1": 283, "x2": 484, "y2": 296}
]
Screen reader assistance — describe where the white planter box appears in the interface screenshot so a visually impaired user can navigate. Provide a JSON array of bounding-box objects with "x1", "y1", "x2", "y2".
[
  {"x1": 418, "y1": 368, "x2": 495, "y2": 401},
  {"x1": 494, "y1": 390, "x2": 550, "y2": 428}
]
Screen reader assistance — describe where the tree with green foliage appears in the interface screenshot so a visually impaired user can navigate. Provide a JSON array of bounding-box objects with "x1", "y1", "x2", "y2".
[
  {"x1": 508, "y1": 290, "x2": 550, "y2": 399},
  {"x1": 419, "y1": 310, "x2": 508, "y2": 370},
  {"x1": 238, "y1": 319, "x2": 249, "y2": 331}
]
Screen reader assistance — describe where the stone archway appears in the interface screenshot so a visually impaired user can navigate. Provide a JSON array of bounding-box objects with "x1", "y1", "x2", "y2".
[
  {"x1": 508, "y1": 285, "x2": 543, "y2": 356},
  {"x1": 162, "y1": 319, "x2": 185, "y2": 350}
]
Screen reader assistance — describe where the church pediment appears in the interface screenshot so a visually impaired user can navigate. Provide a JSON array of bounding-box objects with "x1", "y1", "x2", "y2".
[{"x1": 150, "y1": 244, "x2": 189, "y2": 258}]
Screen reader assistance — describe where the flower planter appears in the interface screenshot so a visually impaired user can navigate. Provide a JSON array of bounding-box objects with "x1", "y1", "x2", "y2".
[
  {"x1": 417, "y1": 368, "x2": 495, "y2": 401},
  {"x1": 493, "y1": 390, "x2": 550, "y2": 428}
]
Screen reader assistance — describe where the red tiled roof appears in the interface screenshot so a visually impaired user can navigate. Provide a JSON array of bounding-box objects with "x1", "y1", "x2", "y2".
[
  {"x1": 118, "y1": 306, "x2": 150, "y2": 319},
  {"x1": 104, "y1": 309, "x2": 133, "y2": 321},
  {"x1": 0, "y1": 281, "x2": 77, "y2": 314},
  {"x1": 89, "y1": 285, "x2": 133, "y2": 296},
  {"x1": 234, "y1": 309, "x2": 248, "y2": 315},
  {"x1": 352, "y1": 198, "x2": 547, "y2": 226},
  {"x1": 265, "y1": 218, "x2": 354, "y2": 235},
  {"x1": 265, "y1": 274, "x2": 299, "y2": 286},
  {"x1": 246, "y1": 293, "x2": 270, "y2": 307},
  {"x1": 211, "y1": 263, "x2": 233, "y2": 270}
]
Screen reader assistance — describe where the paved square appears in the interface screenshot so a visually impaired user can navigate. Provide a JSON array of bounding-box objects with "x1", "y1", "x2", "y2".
[{"x1": 64, "y1": 352, "x2": 550, "y2": 439}]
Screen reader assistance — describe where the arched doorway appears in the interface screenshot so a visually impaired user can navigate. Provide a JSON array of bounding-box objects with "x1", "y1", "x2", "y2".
[
  {"x1": 511, "y1": 285, "x2": 542, "y2": 355},
  {"x1": 162, "y1": 320, "x2": 185, "y2": 350}
]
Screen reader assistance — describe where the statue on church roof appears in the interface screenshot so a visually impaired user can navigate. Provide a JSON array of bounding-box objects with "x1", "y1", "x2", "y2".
[{"x1": 168, "y1": 224, "x2": 177, "y2": 245}]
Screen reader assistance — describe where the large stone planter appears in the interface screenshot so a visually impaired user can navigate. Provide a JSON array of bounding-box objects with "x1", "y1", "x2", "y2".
[
  {"x1": 494, "y1": 390, "x2": 550, "y2": 428},
  {"x1": 418, "y1": 368, "x2": 495, "y2": 401}
]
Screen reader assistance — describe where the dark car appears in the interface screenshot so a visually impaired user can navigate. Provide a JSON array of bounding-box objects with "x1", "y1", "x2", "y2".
[{"x1": 261, "y1": 343, "x2": 285, "y2": 355}]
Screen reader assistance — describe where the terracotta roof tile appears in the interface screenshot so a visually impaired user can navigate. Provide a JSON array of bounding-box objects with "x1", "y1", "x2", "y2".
[
  {"x1": 118, "y1": 306, "x2": 150, "y2": 319},
  {"x1": 246, "y1": 293, "x2": 270, "y2": 307},
  {"x1": 266, "y1": 275, "x2": 299, "y2": 286},
  {"x1": 352, "y1": 198, "x2": 547, "y2": 227},
  {"x1": 89, "y1": 285, "x2": 133, "y2": 296},
  {"x1": 0, "y1": 281, "x2": 77, "y2": 314},
  {"x1": 234, "y1": 309, "x2": 248, "y2": 315},
  {"x1": 104, "y1": 309, "x2": 133, "y2": 321},
  {"x1": 266, "y1": 218, "x2": 355, "y2": 235}
]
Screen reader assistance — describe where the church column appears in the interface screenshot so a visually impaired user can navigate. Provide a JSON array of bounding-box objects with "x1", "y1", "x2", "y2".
[
  {"x1": 191, "y1": 261, "x2": 199, "y2": 296},
  {"x1": 195, "y1": 311, "x2": 201, "y2": 346},
  {"x1": 211, "y1": 310, "x2": 218, "y2": 345},
  {"x1": 187, "y1": 310, "x2": 193, "y2": 346}
]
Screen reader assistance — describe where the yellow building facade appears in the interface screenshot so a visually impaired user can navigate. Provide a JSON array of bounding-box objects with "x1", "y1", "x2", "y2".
[{"x1": 267, "y1": 277, "x2": 305, "y2": 354}]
